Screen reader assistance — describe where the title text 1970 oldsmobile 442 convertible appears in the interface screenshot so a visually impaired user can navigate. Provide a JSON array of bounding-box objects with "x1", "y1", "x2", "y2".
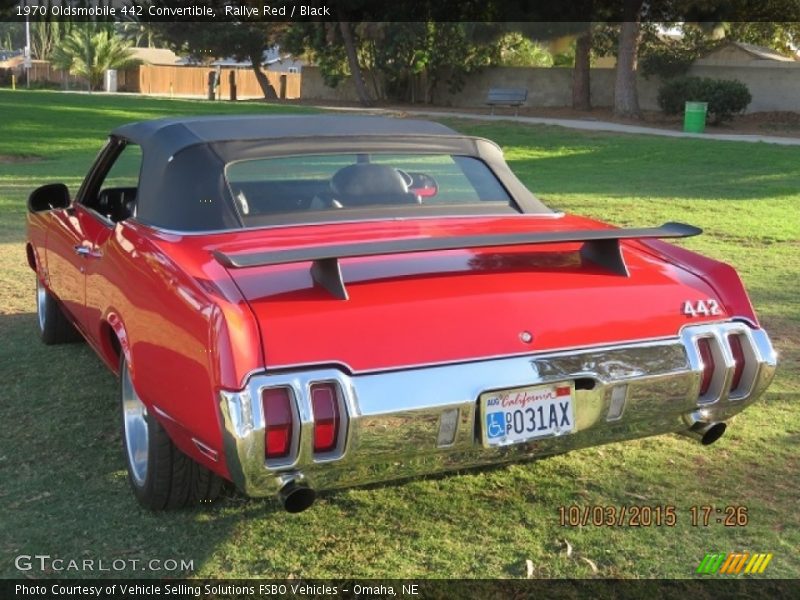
[{"x1": 26, "y1": 116, "x2": 776, "y2": 512}]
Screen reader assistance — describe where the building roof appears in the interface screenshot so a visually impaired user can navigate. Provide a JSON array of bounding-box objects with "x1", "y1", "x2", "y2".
[
  {"x1": 177, "y1": 46, "x2": 305, "y2": 68},
  {"x1": 129, "y1": 47, "x2": 181, "y2": 65},
  {"x1": 699, "y1": 41, "x2": 797, "y2": 63}
]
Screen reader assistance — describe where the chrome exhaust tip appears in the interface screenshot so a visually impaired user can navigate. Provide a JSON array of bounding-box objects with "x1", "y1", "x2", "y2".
[
  {"x1": 680, "y1": 420, "x2": 727, "y2": 446},
  {"x1": 278, "y1": 481, "x2": 316, "y2": 513}
]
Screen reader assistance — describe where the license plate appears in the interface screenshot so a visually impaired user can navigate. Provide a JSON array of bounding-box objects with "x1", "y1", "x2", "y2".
[{"x1": 481, "y1": 383, "x2": 575, "y2": 447}]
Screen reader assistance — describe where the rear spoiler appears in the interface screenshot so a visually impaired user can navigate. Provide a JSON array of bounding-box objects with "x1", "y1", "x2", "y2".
[{"x1": 213, "y1": 221, "x2": 701, "y2": 300}]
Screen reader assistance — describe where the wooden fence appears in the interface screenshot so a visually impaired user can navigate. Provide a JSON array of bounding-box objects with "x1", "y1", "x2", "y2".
[
  {"x1": 23, "y1": 61, "x2": 301, "y2": 100},
  {"x1": 27, "y1": 60, "x2": 86, "y2": 88},
  {"x1": 134, "y1": 64, "x2": 301, "y2": 99}
]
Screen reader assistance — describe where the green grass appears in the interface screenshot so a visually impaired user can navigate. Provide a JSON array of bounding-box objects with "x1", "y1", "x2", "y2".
[{"x1": 0, "y1": 90, "x2": 798, "y2": 579}]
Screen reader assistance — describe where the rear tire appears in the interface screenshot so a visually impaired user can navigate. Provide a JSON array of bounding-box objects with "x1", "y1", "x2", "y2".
[
  {"x1": 36, "y1": 277, "x2": 82, "y2": 345},
  {"x1": 120, "y1": 356, "x2": 223, "y2": 510}
]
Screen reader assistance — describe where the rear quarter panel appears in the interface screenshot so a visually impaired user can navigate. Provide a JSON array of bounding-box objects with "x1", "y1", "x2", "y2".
[
  {"x1": 93, "y1": 221, "x2": 263, "y2": 478},
  {"x1": 636, "y1": 239, "x2": 759, "y2": 326}
]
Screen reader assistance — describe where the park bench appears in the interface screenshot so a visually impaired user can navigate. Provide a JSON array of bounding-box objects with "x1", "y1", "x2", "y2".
[{"x1": 486, "y1": 87, "x2": 528, "y2": 115}]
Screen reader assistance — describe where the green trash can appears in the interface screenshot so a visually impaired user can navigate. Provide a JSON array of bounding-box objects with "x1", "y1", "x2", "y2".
[{"x1": 684, "y1": 101, "x2": 708, "y2": 133}]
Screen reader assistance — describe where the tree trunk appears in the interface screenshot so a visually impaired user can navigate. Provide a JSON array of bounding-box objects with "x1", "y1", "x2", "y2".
[
  {"x1": 338, "y1": 21, "x2": 372, "y2": 107},
  {"x1": 249, "y1": 53, "x2": 277, "y2": 100},
  {"x1": 572, "y1": 30, "x2": 592, "y2": 111},
  {"x1": 614, "y1": 2, "x2": 644, "y2": 118}
]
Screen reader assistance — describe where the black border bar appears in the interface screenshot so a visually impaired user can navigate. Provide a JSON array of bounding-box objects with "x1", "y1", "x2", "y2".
[
  {"x1": 2, "y1": 578, "x2": 799, "y2": 600},
  {"x1": 4, "y1": 1, "x2": 800, "y2": 22}
]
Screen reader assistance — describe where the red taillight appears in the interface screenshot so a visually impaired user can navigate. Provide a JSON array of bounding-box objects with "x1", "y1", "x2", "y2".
[
  {"x1": 263, "y1": 387, "x2": 293, "y2": 459},
  {"x1": 311, "y1": 383, "x2": 339, "y2": 453},
  {"x1": 728, "y1": 334, "x2": 745, "y2": 391},
  {"x1": 697, "y1": 338, "x2": 715, "y2": 396}
]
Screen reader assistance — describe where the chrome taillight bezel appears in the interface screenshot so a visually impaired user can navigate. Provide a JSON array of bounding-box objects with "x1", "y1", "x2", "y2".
[{"x1": 681, "y1": 322, "x2": 763, "y2": 404}]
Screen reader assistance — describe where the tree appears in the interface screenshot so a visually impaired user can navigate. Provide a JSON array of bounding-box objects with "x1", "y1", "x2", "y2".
[
  {"x1": 339, "y1": 22, "x2": 372, "y2": 106},
  {"x1": 724, "y1": 22, "x2": 800, "y2": 57},
  {"x1": 30, "y1": 21, "x2": 78, "y2": 61},
  {"x1": 50, "y1": 25, "x2": 137, "y2": 91},
  {"x1": 366, "y1": 23, "x2": 498, "y2": 103},
  {"x1": 613, "y1": 0, "x2": 645, "y2": 118},
  {"x1": 283, "y1": 21, "x2": 371, "y2": 102},
  {"x1": 493, "y1": 32, "x2": 553, "y2": 67},
  {"x1": 285, "y1": 22, "x2": 499, "y2": 105},
  {"x1": 572, "y1": 29, "x2": 592, "y2": 110},
  {"x1": 152, "y1": 1, "x2": 284, "y2": 100},
  {"x1": 639, "y1": 24, "x2": 720, "y2": 80},
  {"x1": 0, "y1": 23, "x2": 23, "y2": 52}
]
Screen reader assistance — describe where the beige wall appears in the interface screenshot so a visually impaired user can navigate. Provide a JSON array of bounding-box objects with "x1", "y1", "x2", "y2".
[
  {"x1": 686, "y1": 63, "x2": 800, "y2": 112},
  {"x1": 301, "y1": 63, "x2": 800, "y2": 113}
]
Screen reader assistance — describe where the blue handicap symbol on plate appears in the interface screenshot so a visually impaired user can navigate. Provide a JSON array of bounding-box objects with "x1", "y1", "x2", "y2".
[{"x1": 486, "y1": 412, "x2": 505, "y2": 439}]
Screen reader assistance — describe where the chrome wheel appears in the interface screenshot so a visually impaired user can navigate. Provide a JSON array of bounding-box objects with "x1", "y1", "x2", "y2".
[
  {"x1": 36, "y1": 278, "x2": 46, "y2": 333},
  {"x1": 122, "y1": 363, "x2": 149, "y2": 487}
]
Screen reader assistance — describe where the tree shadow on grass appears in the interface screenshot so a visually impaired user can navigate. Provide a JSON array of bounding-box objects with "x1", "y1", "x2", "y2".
[{"x1": 0, "y1": 312, "x2": 284, "y2": 579}]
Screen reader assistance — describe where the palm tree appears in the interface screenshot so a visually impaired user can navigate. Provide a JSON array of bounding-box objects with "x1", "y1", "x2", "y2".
[{"x1": 50, "y1": 26, "x2": 138, "y2": 91}]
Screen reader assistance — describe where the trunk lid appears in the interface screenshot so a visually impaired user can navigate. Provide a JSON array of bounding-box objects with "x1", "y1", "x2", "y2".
[{"x1": 215, "y1": 215, "x2": 725, "y2": 373}]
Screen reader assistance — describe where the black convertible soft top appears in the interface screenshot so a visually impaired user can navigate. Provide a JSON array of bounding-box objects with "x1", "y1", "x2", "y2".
[
  {"x1": 113, "y1": 115, "x2": 460, "y2": 158},
  {"x1": 110, "y1": 115, "x2": 551, "y2": 231}
]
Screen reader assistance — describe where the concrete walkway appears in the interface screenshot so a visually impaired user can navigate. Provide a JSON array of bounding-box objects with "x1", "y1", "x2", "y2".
[{"x1": 317, "y1": 105, "x2": 800, "y2": 146}]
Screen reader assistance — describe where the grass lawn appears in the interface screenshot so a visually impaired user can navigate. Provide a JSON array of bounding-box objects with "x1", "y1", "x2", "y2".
[{"x1": 0, "y1": 90, "x2": 797, "y2": 579}]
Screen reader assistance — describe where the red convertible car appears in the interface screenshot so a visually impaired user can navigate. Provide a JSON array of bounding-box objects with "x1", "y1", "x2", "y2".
[{"x1": 26, "y1": 116, "x2": 776, "y2": 512}]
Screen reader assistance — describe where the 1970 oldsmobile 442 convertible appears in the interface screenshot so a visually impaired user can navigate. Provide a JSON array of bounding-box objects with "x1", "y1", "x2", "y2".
[{"x1": 26, "y1": 116, "x2": 776, "y2": 512}]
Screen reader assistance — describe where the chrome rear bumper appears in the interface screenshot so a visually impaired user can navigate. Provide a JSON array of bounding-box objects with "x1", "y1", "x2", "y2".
[{"x1": 218, "y1": 322, "x2": 776, "y2": 497}]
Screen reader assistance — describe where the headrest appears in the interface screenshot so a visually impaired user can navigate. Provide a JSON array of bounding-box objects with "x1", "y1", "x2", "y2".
[{"x1": 331, "y1": 164, "x2": 409, "y2": 198}]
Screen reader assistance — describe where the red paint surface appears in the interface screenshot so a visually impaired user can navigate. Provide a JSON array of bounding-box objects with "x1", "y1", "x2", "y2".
[{"x1": 28, "y1": 209, "x2": 761, "y2": 478}]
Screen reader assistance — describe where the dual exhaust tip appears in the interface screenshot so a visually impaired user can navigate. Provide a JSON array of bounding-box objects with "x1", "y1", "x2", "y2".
[
  {"x1": 681, "y1": 420, "x2": 727, "y2": 446},
  {"x1": 278, "y1": 480, "x2": 316, "y2": 513}
]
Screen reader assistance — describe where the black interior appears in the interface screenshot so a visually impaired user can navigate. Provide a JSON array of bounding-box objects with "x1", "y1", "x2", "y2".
[
  {"x1": 96, "y1": 187, "x2": 137, "y2": 222},
  {"x1": 230, "y1": 164, "x2": 426, "y2": 219},
  {"x1": 231, "y1": 180, "x2": 329, "y2": 215},
  {"x1": 330, "y1": 164, "x2": 420, "y2": 207}
]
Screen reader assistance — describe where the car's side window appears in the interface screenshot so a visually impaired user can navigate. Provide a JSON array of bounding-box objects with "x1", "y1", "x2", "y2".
[{"x1": 84, "y1": 143, "x2": 143, "y2": 223}]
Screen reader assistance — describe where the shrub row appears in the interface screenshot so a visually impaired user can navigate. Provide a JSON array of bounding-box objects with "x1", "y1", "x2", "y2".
[{"x1": 657, "y1": 76, "x2": 752, "y2": 124}]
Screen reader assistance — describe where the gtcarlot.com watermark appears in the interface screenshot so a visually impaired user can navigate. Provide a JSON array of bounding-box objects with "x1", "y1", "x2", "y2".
[{"x1": 15, "y1": 554, "x2": 194, "y2": 573}]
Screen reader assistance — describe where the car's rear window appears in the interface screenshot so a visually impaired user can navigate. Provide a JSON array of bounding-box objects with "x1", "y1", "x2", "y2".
[{"x1": 224, "y1": 153, "x2": 514, "y2": 224}]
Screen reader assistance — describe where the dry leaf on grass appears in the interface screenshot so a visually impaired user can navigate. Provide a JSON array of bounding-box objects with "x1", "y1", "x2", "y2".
[
  {"x1": 526, "y1": 559, "x2": 535, "y2": 579},
  {"x1": 624, "y1": 491, "x2": 648, "y2": 501},
  {"x1": 580, "y1": 557, "x2": 599, "y2": 574}
]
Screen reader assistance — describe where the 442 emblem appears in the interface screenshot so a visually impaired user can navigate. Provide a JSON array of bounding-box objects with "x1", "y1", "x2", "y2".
[{"x1": 682, "y1": 299, "x2": 722, "y2": 318}]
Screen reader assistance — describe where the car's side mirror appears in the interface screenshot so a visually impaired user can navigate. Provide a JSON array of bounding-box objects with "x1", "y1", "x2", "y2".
[{"x1": 28, "y1": 183, "x2": 71, "y2": 212}]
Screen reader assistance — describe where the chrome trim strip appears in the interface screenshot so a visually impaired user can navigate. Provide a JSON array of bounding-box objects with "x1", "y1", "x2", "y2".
[
  {"x1": 130, "y1": 212, "x2": 566, "y2": 238},
  {"x1": 192, "y1": 438, "x2": 219, "y2": 462},
  {"x1": 218, "y1": 322, "x2": 776, "y2": 497}
]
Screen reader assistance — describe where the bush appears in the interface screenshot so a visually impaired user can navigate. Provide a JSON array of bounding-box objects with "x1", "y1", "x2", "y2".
[
  {"x1": 26, "y1": 80, "x2": 63, "y2": 91},
  {"x1": 657, "y1": 76, "x2": 752, "y2": 124},
  {"x1": 0, "y1": 68, "x2": 13, "y2": 87}
]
